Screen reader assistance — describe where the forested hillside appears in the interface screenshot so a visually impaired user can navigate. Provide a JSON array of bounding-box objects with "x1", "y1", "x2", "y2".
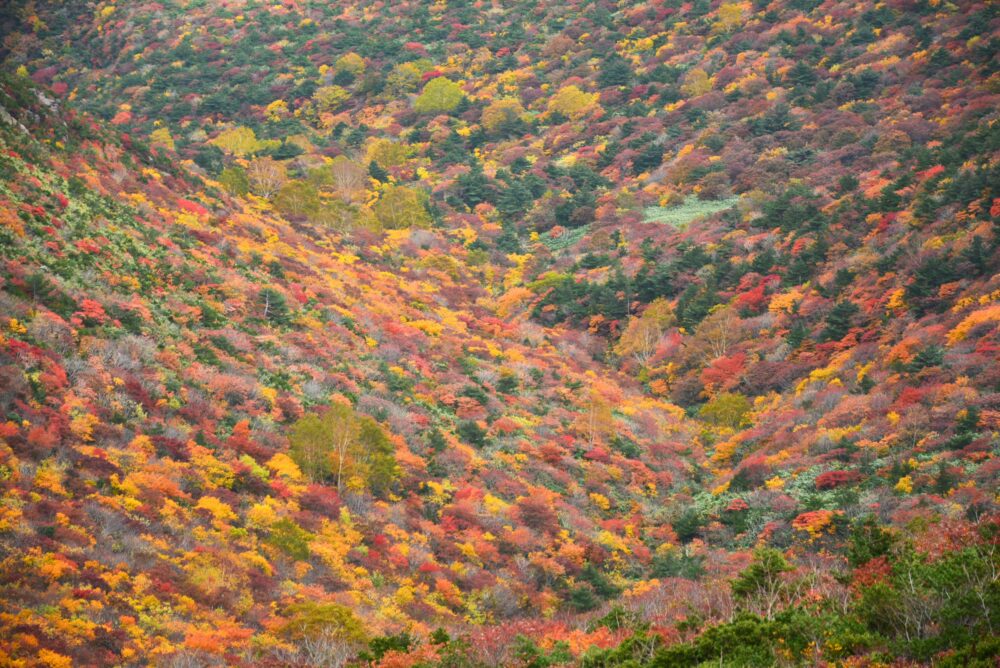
[{"x1": 0, "y1": 0, "x2": 998, "y2": 666}]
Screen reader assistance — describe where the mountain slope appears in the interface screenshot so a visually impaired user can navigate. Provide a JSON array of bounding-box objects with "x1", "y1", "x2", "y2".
[
  {"x1": 1, "y1": 0, "x2": 999, "y2": 666},
  {"x1": 0, "y1": 71, "x2": 703, "y2": 666}
]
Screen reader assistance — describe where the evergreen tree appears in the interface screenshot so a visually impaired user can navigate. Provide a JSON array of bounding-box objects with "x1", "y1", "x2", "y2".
[
  {"x1": 455, "y1": 161, "x2": 495, "y2": 208},
  {"x1": 787, "y1": 318, "x2": 810, "y2": 349},
  {"x1": 598, "y1": 54, "x2": 633, "y2": 87},
  {"x1": 368, "y1": 159, "x2": 389, "y2": 182},
  {"x1": 821, "y1": 300, "x2": 858, "y2": 341},
  {"x1": 258, "y1": 287, "x2": 291, "y2": 325},
  {"x1": 732, "y1": 548, "x2": 793, "y2": 619},
  {"x1": 963, "y1": 235, "x2": 990, "y2": 275}
]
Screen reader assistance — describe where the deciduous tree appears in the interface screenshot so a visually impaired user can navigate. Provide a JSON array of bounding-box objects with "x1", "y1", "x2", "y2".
[
  {"x1": 413, "y1": 77, "x2": 464, "y2": 114},
  {"x1": 247, "y1": 156, "x2": 288, "y2": 199}
]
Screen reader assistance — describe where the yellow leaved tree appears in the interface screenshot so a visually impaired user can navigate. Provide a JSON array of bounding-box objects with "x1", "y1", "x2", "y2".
[
  {"x1": 481, "y1": 97, "x2": 527, "y2": 134},
  {"x1": 615, "y1": 298, "x2": 675, "y2": 365},
  {"x1": 414, "y1": 77, "x2": 465, "y2": 114},
  {"x1": 210, "y1": 126, "x2": 279, "y2": 157},
  {"x1": 547, "y1": 85, "x2": 599, "y2": 120},
  {"x1": 373, "y1": 185, "x2": 433, "y2": 230}
]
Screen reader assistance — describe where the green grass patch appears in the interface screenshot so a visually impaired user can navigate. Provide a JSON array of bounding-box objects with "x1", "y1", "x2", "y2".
[
  {"x1": 539, "y1": 224, "x2": 591, "y2": 252},
  {"x1": 643, "y1": 196, "x2": 740, "y2": 228}
]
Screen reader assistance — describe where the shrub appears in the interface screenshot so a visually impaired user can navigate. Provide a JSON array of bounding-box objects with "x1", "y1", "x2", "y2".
[
  {"x1": 815, "y1": 470, "x2": 860, "y2": 490},
  {"x1": 267, "y1": 518, "x2": 312, "y2": 560}
]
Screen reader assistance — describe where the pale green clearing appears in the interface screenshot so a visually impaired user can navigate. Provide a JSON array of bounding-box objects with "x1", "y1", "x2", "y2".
[
  {"x1": 540, "y1": 223, "x2": 591, "y2": 252},
  {"x1": 643, "y1": 196, "x2": 741, "y2": 227}
]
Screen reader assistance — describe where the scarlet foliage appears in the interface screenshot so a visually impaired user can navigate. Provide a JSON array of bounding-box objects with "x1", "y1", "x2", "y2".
[{"x1": 815, "y1": 470, "x2": 860, "y2": 490}]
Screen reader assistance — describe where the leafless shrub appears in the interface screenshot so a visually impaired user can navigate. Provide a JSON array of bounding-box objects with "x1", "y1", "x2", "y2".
[
  {"x1": 264, "y1": 631, "x2": 360, "y2": 668},
  {"x1": 156, "y1": 650, "x2": 225, "y2": 668},
  {"x1": 27, "y1": 313, "x2": 75, "y2": 354}
]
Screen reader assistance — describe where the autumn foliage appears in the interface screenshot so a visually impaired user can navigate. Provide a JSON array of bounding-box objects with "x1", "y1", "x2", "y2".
[{"x1": 0, "y1": 0, "x2": 998, "y2": 665}]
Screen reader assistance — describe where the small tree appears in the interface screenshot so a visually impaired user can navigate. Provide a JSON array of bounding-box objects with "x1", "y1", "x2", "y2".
[
  {"x1": 547, "y1": 85, "x2": 598, "y2": 120},
  {"x1": 847, "y1": 516, "x2": 895, "y2": 567},
  {"x1": 219, "y1": 166, "x2": 249, "y2": 196},
  {"x1": 326, "y1": 156, "x2": 367, "y2": 202},
  {"x1": 681, "y1": 68, "x2": 712, "y2": 97},
  {"x1": 569, "y1": 585, "x2": 600, "y2": 612},
  {"x1": 577, "y1": 388, "x2": 615, "y2": 446},
  {"x1": 313, "y1": 85, "x2": 350, "y2": 112},
  {"x1": 288, "y1": 403, "x2": 398, "y2": 495},
  {"x1": 258, "y1": 287, "x2": 291, "y2": 325},
  {"x1": 373, "y1": 185, "x2": 432, "y2": 229},
  {"x1": 279, "y1": 601, "x2": 367, "y2": 644},
  {"x1": 413, "y1": 77, "x2": 464, "y2": 113},
  {"x1": 700, "y1": 392, "x2": 751, "y2": 429},
  {"x1": 273, "y1": 180, "x2": 321, "y2": 219},
  {"x1": 457, "y1": 420, "x2": 487, "y2": 447},
  {"x1": 822, "y1": 300, "x2": 858, "y2": 341},
  {"x1": 694, "y1": 305, "x2": 742, "y2": 361},
  {"x1": 732, "y1": 547, "x2": 794, "y2": 620},
  {"x1": 326, "y1": 402, "x2": 361, "y2": 491},
  {"x1": 356, "y1": 416, "x2": 399, "y2": 497},
  {"x1": 267, "y1": 518, "x2": 312, "y2": 560},
  {"x1": 210, "y1": 126, "x2": 277, "y2": 157},
  {"x1": 481, "y1": 97, "x2": 527, "y2": 135},
  {"x1": 334, "y1": 52, "x2": 365, "y2": 75},
  {"x1": 615, "y1": 298, "x2": 675, "y2": 365},
  {"x1": 597, "y1": 54, "x2": 632, "y2": 87},
  {"x1": 247, "y1": 156, "x2": 288, "y2": 198},
  {"x1": 289, "y1": 412, "x2": 338, "y2": 481},
  {"x1": 673, "y1": 508, "x2": 703, "y2": 543}
]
